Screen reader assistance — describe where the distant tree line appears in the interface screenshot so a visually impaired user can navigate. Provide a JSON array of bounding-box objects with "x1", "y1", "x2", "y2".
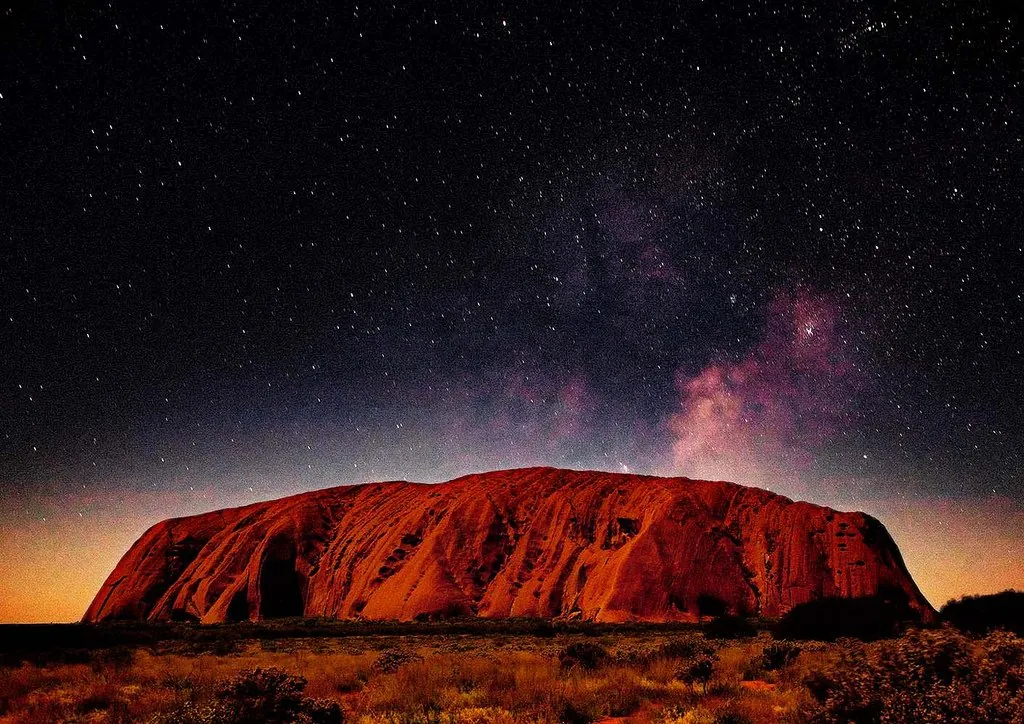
[{"x1": 939, "y1": 589, "x2": 1024, "y2": 636}]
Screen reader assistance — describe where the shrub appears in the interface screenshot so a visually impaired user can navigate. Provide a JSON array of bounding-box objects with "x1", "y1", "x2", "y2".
[
  {"x1": 658, "y1": 705, "x2": 692, "y2": 723},
  {"x1": 209, "y1": 638, "x2": 242, "y2": 656},
  {"x1": 334, "y1": 671, "x2": 365, "y2": 694},
  {"x1": 705, "y1": 615, "x2": 756, "y2": 639},
  {"x1": 739, "y1": 656, "x2": 765, "y2": 682},
  {"x1": 530, "y1": 620, "x2": 559, "y2": 637},
  {"x1": 559, "y1": 700, "x2": 595, "y2": 724},
  {"x1": 76, "y1": 692, "x2": 114, "y2": 714},
  {"x1": 558, "y1": 642, "x2": 609, "y2": 671},
  {"x1": 940, "y1": 589, "x2": 1024, "y2": 636},
  {"x1": 211, "y1": 666, "x2": 343, "y2": 723},
  {"x1": 808, "y1": 628, "x2": 1024, "y2": 722},
  {"x1": 675, "y1": 654, "x2": 716, "y2": 693},
  {"x1": 153, "y1": 701, "x2": 218, "y2": 724},
  {"x1": 91, "y1": 645, "x2": 135, "y2": 671},
  {"x1": 301, "y1": 697, "x2": 347, "y2": 723},
  {"x1": 372, "y1": 650, "x2": 424, "y2": 674},
  {"x1": 778, "y1": 593, "x2": 917, "y2": 641},
  {"x1": 761, "y1": 642, "x2": 801, "y2": 671},
  {"x1": 657, "y1": 638, "x2": 715, "y2": 660},
  {"x1": 713, "y1": 714, "x2": 752, "y2": 724}
]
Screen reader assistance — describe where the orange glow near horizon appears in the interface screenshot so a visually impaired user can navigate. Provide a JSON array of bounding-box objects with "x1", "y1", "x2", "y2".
[
  {"x1": 863, "y1": 496, "x2": 1024, "y2": 610},
  {"x1": 0, "y1": 486, "x2": 263, "y2": 624}
]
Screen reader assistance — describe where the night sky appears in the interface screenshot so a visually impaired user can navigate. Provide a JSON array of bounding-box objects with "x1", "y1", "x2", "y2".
[{"x1": 1, "y1": 1, "x2": 1021, "y2": 622}]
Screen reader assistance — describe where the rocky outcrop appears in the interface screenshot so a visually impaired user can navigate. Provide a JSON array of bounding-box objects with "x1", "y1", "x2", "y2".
[{"x1": 84, "y1": 467, "x2": 934, "y2": 623}]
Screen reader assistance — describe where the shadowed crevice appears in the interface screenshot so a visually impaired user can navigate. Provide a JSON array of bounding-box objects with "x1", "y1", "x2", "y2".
[{"x1": 258, "y1": 537, "x2": 304, "y2": 619}]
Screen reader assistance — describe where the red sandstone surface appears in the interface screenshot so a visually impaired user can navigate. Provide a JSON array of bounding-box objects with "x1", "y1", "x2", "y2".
[{"x1": 84, "y1": 467, "x2": 934, "y2": 623}]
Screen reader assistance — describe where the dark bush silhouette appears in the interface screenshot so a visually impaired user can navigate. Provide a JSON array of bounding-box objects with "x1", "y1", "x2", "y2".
[
  {"x1": 777, "y1": 592, "x2": 918, "y2": 641},
  {"x1": 675, "y1": 653, "x2": 716, "y2": 693},
  {"x1": 76, "y1": 692, "x2": 114, "y2": 714},
  {"x1": 705, "y1": 614, "x2": 756, "y2": 639},
  {"x1": 713, "y1": 714, "x2": 752, "y2": 724},
  {"x1": 940, "y1": 589, "x2": 1024, "y2": 636},
  {"x1": 559, "y1": 700, "x2": 594, "y2": 724},
  {"x1": 212, "y1": 667, "x2": 342, "y2": 723},
  {"x1": 558, "y1": 641, "x2": 609, "y2": 670},
  {"x1": 761, "y1": 641, "x2": 801, "y2": 671},
  {"x1": 371, "y1": 649, "x2": 423, "y2": 674}
]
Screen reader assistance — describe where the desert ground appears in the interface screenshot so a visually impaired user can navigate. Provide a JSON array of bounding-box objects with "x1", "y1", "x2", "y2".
[{"x1": 1, "y1": 607, "x2": 1021, "y2": 723}]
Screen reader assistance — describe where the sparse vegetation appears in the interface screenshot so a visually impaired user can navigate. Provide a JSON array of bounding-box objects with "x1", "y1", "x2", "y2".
[
  {"x1": 806, "y1": 627, "x2": 1024, "y2": 722},
  {"x1": 0, "y1": 619, "x2": 1019, "y2": 722}
]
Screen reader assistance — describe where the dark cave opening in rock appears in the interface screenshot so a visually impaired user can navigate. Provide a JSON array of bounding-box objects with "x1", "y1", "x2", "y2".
[
  {"x1": 258, "y1": 538, "x2": 304, "y2": 619},
  {"x1": 226, "y1": 587, "x2": 250, "y2": 621}
]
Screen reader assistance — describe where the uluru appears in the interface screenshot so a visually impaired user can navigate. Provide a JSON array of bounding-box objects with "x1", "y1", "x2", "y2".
[{"x1": 84, "y1": 467, "x2": 934, "y2": 624}]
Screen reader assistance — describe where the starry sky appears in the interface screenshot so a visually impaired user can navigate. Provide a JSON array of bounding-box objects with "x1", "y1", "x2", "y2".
[{"x1": 1, "y1": 1, "x2": 1021, "y2": 623}]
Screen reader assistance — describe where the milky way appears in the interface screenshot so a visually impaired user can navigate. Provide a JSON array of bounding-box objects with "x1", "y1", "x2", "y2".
[{"x1": 1, "y1": 1, "x2": 1021, "y2": 621}]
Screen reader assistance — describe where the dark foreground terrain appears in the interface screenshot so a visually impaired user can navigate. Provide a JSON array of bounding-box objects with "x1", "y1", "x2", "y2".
[{"x1": 1, "y1": 601, "x2": 1022, "y2": 723}]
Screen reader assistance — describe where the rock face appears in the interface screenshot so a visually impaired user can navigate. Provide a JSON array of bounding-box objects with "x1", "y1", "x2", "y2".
[{"x1": 84, "y1": 467, "x2": 934, "y2": 623}]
